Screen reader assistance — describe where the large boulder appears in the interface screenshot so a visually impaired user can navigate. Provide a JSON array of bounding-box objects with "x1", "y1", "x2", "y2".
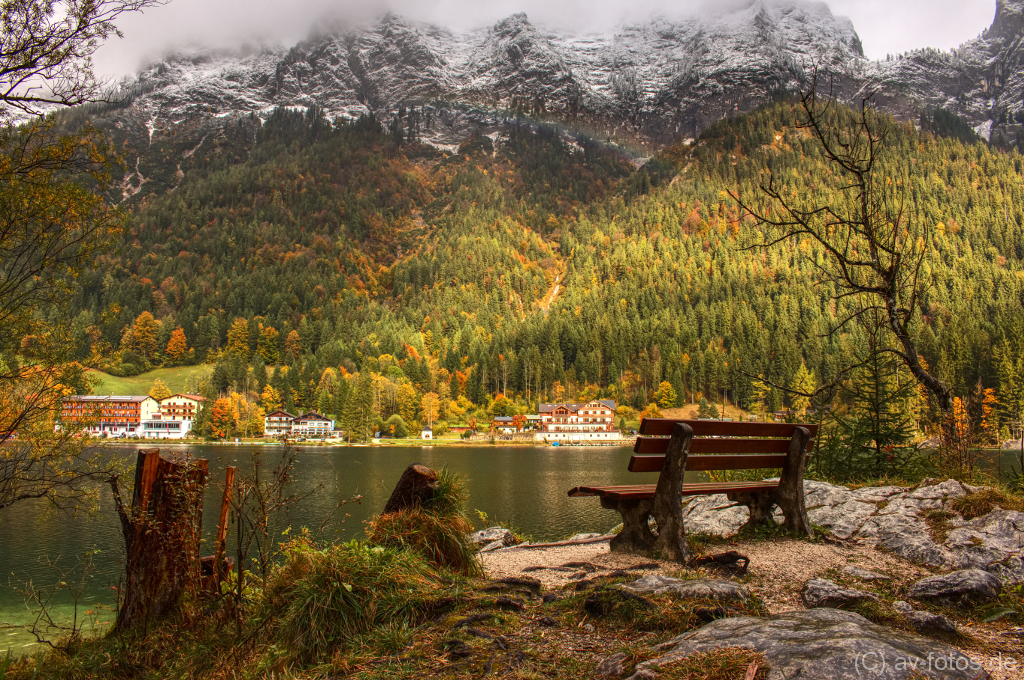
[
  {"x1": 627, "y1": 609, "x2": 987, "y2": 680},
  {"x1": 808, "y1": 499, "x2": 877, "y2": 539},
  {"x1": 908, "y1": 569, "x2": 1002, "y2": 606},
  {"x1": 623, "y1": 574, "x2": 751, "y2": 602},
  {"x1": 802, "y1": 578, "x2": 878, "y2": 609}
]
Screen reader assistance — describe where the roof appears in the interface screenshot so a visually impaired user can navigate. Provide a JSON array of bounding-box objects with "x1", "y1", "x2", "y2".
[
  {"x1": 422, "y1": 427, "x2": 432, "y2": 432},
  {"x1": 65, "y1": 395, "x2": 155, "y2": 403},
  {"x1": 265, "y1": 410, "x2": 296, "y2": 419},
  {"x1": 492, "y1": 416, "x2": 514, "y2": 423},
  {"x1": 294, "y1": 412, "x2": 330, "y2": 421},
  {"x1": 538, "y1": 399, "x2": 617, "y2": 413},
  {"x1": 161, "y1": 394, "x2": 206, "y2": 402}
]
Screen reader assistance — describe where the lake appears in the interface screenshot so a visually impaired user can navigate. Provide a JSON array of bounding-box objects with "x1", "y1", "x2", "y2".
[{"x1": 0, "y1": 443, "x2": 651, "y2": 653}]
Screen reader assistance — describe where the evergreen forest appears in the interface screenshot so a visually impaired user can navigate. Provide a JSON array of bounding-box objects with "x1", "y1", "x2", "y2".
[{"x1": 51, "y1": 101, "x2": 1024, "y2": 477}]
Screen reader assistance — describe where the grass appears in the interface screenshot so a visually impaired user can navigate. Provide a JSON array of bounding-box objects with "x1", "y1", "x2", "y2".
[
  {"x1": 87, "y1": 366, "x2": 210, "y2": 396},
  {"x1": 948, "y1": 487, "x2": 1024, "y2": 518},
  {"x1": 654, "y1": 649, "x2": 769, "y2": 680},
  {"x1": 365, "y1": 469, "x2": 482, "y2": 575}
]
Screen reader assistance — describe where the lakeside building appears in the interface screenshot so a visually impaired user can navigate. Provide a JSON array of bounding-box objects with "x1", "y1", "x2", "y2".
[
  {"x1": 61, "y1": 396, "x2": 160, "y2": 437},
  {"x1": 535, "y1": 399, "x2": 620, "y2": 442},
  {"x1": 492, "y1": 416, "x2": 516, "y2": 434},
  {"x1": 421, "y1": 427, "x2": 433, "y2": 440},
  {"x1": 140, "y1": 394, "x2": 206, "y2": 439},
  {"x1": 291, "y1": 412, "x2": 334, "y2": 438},
  {"x1": 264, "y1": 410, "x2": 296, "y2": 438}
]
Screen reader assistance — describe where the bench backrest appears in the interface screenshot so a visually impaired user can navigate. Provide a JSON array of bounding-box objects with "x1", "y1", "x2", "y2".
[{"x1": 629, "y1": 418, "x2": 818, "y2": 473}]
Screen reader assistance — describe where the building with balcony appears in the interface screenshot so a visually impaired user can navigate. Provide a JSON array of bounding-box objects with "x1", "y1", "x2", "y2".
[
  {"x1": 291, "y1": 412, "x2": 334, "y2": 438},
  {"x1": 61, "y1": 396, "x2": 160, "y2": 437},
  {"x1": 535, "y1": 399, "x2": 620, "y2": 442},
  {"x1": 264, "y1": 410, "x2": 296, "y2": 438}
]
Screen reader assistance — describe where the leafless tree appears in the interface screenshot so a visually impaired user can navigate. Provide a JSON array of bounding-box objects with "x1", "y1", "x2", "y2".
[
  {"x1": 730, "y1": 72, "x2": 952, "y2": 410},
  {"x1": 0, "y1": 0, "x2": 165, "y2": 119}
]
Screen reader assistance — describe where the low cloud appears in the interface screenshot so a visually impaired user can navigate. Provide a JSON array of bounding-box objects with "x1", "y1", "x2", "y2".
[{"x1": 93, "y1": 0, "x2": 996, "y2": 80}]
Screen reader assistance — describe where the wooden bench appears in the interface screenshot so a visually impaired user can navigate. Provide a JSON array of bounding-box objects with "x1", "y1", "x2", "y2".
[{"x1": 568, "y1": 418, "x2": 818, "y2": 561}]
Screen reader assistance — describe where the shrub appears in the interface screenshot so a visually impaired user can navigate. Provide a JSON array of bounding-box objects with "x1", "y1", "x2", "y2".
[{"x1": 365, "y1": 468, "x2": 481, "y2": 575}]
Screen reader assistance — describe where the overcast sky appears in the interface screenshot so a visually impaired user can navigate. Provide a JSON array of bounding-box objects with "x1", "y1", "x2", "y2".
[{"x1": 94, "y1": 0, "x2": 998, "y2": 79}]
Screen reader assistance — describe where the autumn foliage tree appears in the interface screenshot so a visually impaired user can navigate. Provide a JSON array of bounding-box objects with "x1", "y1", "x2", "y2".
[
  {"x1": 148, "y1": 379, "x2": 171, "y2": 400},
  {"x1": 0, "y1": 0, "x2": 164, "y2": 513},
  {"x1": 210, "y1": 398, "x2": 233, "y2": 439},
  {"x1": 165, "y1": 327, "x2": 190, "y2": 364}
]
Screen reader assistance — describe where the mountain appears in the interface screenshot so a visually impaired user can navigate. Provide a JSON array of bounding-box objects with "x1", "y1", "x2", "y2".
[{"x1": 79, "y1": 0, "x2": 1023, "y2": 172}]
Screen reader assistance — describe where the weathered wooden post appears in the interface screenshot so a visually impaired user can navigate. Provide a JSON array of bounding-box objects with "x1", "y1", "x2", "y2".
[{"x1": 112, "y1": 449, "x2": 209, "y2": 631}]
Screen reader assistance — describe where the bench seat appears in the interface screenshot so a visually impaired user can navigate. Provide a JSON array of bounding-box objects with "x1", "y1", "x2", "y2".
[
  {"x1": 568, "y1": 480, "x2": 780, "y2": 501},
  {"x1": 567, "y1": 418, "x2": 816, "y2": 561}
]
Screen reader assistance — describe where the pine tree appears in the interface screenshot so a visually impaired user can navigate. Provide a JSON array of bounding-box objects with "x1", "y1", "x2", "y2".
[
  {"x1": 697, "y1": 396, "x2": 719, "y2": 420},
  {"x1": 259, "y1": 325, "x2": 280, "y2": 364},
  {"x1": 226, "y1": 318, "x2": 250, "y2": 358}
]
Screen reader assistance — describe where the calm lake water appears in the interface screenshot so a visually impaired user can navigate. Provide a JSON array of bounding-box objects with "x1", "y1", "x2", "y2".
[{"x1": 0, "y1": 444, "x2": 650, "y2": 653}]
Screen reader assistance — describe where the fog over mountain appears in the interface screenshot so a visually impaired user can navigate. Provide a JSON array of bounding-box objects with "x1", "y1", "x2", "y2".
[
  {"x1": 97, "y1": 0, "x2": 994, "y2": 77},
  {"x1": 83, "y1": 0, "x2": 1024, "y2": 158}
]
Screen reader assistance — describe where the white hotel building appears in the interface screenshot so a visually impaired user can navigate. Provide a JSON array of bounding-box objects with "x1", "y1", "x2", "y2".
[{"x1": 535, "y1": 399, "x2": 620, "y2": 442}]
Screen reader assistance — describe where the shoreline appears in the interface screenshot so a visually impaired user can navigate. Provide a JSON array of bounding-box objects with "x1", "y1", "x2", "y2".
[{"x1": 99, "y1": 438, "x2": 637, "y2": 449}]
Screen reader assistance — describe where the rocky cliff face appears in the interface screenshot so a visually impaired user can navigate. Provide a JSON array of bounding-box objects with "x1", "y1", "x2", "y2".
[{"x1": 85, "y1": 0, "x2": 1024, "y2": 163}]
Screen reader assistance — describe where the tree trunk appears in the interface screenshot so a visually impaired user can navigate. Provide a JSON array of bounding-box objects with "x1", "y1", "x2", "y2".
[
  {"x1": 383, "y1": 464, "x2": 439, "y2": 514},
  {"x1": 113, "y1": 449, "x2": 209, "y2": 631}
]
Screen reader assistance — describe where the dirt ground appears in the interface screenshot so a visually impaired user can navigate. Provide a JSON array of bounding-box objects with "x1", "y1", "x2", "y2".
[{"x1": 482, "y1": 538, "x2": 1024, "y2": 680}]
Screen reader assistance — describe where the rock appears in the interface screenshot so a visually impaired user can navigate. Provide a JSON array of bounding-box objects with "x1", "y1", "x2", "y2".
[
  {"x1": 909, "y1": 569, "x2": 1002, "y2": 606},
  {"x1": 568, "y1": 532, "x2": 603, "y2": 541},
  {"x1": 594, "y1": 652, "x2": 629, "y2": 679},
  {"x1": 628, "y1": 609, "x2": 986, "y2": 680},
  {"x1": 893, "y1": 600, "x2": 914, "y2": 614},
  {"x1": 906, "y1": 611, "x2": 958, "y2": 634},
  {"x1": 479, "y1": 539, "x2": 507, "y2": 553},
  {"x1": 843, "y1": 566, "x2": 890, "y2": 581},
  {"x1": 382, "y1": 463, "x2": 439, "y2": 514},
  {"x1": 909, "y1": 480, "x2": 968, "y2": 500},
  {"x1": 537, "y1": 616, "x2": 557, "y2": 626},
  {"x1": 877, "y1": 533, "x2": 950, "y2": 568},
  {"x1": 803, "y1": 481, "x2": 853, "y2": 509},
  {"x1": 802, "y1": 578, "x2": 878, "y2": 609},
  {"x1": 808, "y1": 499, "x2": 877, "y2": 539},
  {"x1": 849, "y1": 486, "x2": 906, "y2": 502},
  {"x1": 943, "y1": 509, "x2": 1024, "y2": 583},
  {"x1": 682, "y1": 498, "x2": 749, "y2": 537},
  {"x1": 471, "y1": 527, "x2": 514, "y2": 546},
  {"x1": 624, "y1": 574, "x2": 750, "y2": 602},
  {"x1": 542, "y1": 593, "x2": 561, "y2": 603},
  {"x1": 878, "y1": 496, "x2": 943, "y2": 515}
]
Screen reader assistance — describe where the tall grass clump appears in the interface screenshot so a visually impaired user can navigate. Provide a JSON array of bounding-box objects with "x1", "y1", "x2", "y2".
[
  {"x1": 365, "y1": 468, "x2": 481, "y2": 576},
  {"x1": 262, "y1": 538, "x2": 452, "y2": 665}
]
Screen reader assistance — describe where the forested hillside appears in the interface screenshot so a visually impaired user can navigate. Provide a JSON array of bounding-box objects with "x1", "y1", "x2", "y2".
[{"x1": 57, "y1": 100, "x2": 1024, "y2": 453}]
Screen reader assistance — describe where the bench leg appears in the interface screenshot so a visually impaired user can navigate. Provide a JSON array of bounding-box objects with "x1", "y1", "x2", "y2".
[
  {"x1": 775, "y1": 426, "x2": 813, "y2": 538},
  {"x1": 729, "y1": 490, "x2": 776, "y2": 527},
  {"x1": 603, "y1": 497, "x2": 656, "y2": 555},
  {"x1": 650, "y1": 422, "x2": 693, "y2": 562}
]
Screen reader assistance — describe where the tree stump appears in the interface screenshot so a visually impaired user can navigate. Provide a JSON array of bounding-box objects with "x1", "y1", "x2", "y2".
[
  {"x1": 383, "y1": 464, "x2": 440, "y2": 514},
  {"x1": 111, "y1": 449, "x2": 208, "y2": 631}
]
